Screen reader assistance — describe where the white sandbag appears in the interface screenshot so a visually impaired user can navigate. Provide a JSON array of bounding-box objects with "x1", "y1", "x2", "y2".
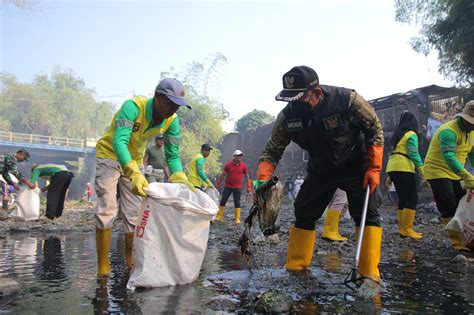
[
  {"x1": 127, "y1": 182, "x2": 218, "y2": 290},
  {"x1": 204, "y1": 186, "x2": 220, "y2": 208},
  {"x1": 10, "y1": 186, "x2": 40, "y2": 221},
  {"x1": 445, "y1": 190, "x2": 474, "y2": 247}
]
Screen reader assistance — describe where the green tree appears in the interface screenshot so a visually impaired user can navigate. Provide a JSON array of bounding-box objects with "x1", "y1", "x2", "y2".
[
  {"x1": 235, "y1": 109, "x2": 275, "y2": 132},
  {"x1": 1, "y1": 0, "x2": 36, "y2": 10},
  {"x1": 0, "y1": 67, "x2": 115, "y2": 139},
  {"x1": 395, "y1": 0, "x2": 474, "y2": 86},
  {"x1": 158, "y1": 52, "x2": 229, "y2": 177}
]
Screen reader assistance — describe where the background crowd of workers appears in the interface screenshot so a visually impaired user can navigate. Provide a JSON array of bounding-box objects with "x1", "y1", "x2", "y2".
[
  {"x1": 1, "y1": 68, "x2": 472, "y2": 285},
  {"x1": 0, "y1": 149, "x2": 74, "y2": 221}
]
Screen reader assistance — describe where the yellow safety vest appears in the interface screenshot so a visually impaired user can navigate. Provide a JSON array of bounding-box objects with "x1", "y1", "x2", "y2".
[
  {"x1": 424, "y1": 119, "x2": 473, "y2": 180},
  {"x1": 386, "y1": 131, "x2": 417, "y2": 173},
  {"x1": 188, "y1": 153, "x2": 205, "y2": 187},
  {"x1": 96, "y1": 96, "x2": 177, "y2": 165}
]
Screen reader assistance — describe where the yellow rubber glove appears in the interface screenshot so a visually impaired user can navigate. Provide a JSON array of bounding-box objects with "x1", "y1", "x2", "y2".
[
  {"x1": 170, "y1": 172, "x2": 196, "y2": 192},
  {"x1": 458, "y1": 169, "x2": 474, "y2": 189},
  {"x1": 205, "y1": 179, "x2": 214, "y2": 189},
  {"x1": 123, "y1": 160, "x2": 148, "y2": 197}
]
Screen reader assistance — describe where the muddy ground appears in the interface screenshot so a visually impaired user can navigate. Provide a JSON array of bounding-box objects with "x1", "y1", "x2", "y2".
[{"x1": 1, "y1": 186, "x2": 473, "y2": 313}]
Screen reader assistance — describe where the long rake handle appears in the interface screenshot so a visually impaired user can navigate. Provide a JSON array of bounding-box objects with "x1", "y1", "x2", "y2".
[{"x1": 354, "y1": 185, "x2": 370, "y2": 268}]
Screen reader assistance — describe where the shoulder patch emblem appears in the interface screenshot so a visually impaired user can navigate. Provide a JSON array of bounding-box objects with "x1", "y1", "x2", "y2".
[
  {"x1": 323, "y1": 114, "x2": 342, "y2": 131},
  {"x1": 132, "y1": 122, "x2": 141, "y2": 132}
]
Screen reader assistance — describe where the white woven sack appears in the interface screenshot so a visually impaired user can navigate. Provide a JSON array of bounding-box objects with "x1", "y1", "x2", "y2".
[
  {"x1": 445, "y1": 189, "x2": 474, "y2": 246},
  {"x1": 11, "y1": 186, "x2": 40, "y2": 221},
  {"x1": 127, "y1": 182, "x2": 218, "y2": 290},
  {"x1": 204, "y1": 186, "x2": 220, "y2": 212}
]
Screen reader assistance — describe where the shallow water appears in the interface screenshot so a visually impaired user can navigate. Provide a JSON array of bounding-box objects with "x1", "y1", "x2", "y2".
[{"x1": 0, "y1": 232, "x2": 473, "y2": 313}]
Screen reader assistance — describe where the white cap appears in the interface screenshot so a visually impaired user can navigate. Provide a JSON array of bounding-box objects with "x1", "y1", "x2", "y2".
[{"x1": 233, "y1": 149, "x2": 243, "y2": 156}]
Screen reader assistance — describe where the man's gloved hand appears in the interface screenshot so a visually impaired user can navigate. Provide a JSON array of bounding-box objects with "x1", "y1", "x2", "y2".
[
  {"x1": 257, "y1": 161, "x2": 275, "y2": 181},
  {"x1": 246, "y1": 180, "x2": 253, "y2": 193},
  {"x1": 253, "y1": 161, "x2": 275, "y2": 192},
  {"x1": 123, "y1": 160, "x2": 148, "y2": 197},
  {"x1": 205, "y1": 179, "x2": 214, "y2": 189},
  {"x1": 170, "y1": 172, "x2": 196, "y2": 192},
  {"x1": 363, "y1": 145, "x2": 383, "y2": 194},
  {"x1": 253, "y1": 180, "x2": 267, "y2": 191},
  {"x1": 458, "y1": 169, "x2": 474, "y2": 189}
]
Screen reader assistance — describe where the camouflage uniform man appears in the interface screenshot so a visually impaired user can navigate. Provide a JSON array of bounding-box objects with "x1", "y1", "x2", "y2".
[
  {"x1": 0, "y1": 149, "x2": 35, "y2": 217},
  {"x1": 256, "y1": 66, "x2": 384, "y2": 281}
]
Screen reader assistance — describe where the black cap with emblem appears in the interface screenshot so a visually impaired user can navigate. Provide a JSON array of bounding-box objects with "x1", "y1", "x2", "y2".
[{"x1": 275, "y1": 66, "x2": 319, "y2": 102}]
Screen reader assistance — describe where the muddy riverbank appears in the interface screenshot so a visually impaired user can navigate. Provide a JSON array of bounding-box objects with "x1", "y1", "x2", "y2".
[{"x1": 1, "y1": 186, "x2": 474, "y2": 313}]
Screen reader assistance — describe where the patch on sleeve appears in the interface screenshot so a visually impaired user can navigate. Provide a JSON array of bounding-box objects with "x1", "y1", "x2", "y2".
[
  {"x1": 323, "y1": 114, "x2": 342, "y2": 131},
  {"x1": 115, "y1": 119, "x2": 134, "y2": 129},
  {"x1": 287, "y1": 119, "x2": 303, "y2": 132}
]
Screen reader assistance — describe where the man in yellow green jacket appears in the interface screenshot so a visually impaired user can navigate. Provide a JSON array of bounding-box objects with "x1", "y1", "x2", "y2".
[
  {"x1": 424, "y1": 100, "x2": 474, "y2": 252},
  {"x1": 188, "y1": 143, "x2": 214, "y2": 190},
  {"x1": 94, "y1": 78, "x2": 193, "y2": 275}
]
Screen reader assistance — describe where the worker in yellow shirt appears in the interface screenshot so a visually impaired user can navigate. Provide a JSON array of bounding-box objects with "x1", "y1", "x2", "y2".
[
  {"x1": 188, "y1": 143, "x2": 214, "y2": 190},
  {"x1": 94, "y1": 78, "x2": 194, "y2": 275}
]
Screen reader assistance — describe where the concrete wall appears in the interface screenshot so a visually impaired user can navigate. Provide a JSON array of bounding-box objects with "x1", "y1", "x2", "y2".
[{"x1": 220, "y1": 123, "x2": 308, "y2": 185}]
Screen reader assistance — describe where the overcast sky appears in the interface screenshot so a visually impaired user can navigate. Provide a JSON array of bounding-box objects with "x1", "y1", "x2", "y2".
[{"x1": 1, "y1": 0, "x2": 452, "y2": 127}]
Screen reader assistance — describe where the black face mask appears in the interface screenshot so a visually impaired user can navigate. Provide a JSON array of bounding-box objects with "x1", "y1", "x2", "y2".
[{"x1": 288, "y1": 101, "x2": 312, "y2": 116}]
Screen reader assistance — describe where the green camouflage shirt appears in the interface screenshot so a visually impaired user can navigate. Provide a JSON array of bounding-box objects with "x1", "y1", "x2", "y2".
[
  {"x1": 0, "y1": 153, "x2": 25, "y2": 184},
  {"x1": 259, "y1": 91, "x2": 384, "y2": 166}
]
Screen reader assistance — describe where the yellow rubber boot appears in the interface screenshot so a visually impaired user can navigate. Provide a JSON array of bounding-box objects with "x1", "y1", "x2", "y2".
[
  {"x1": 285, "y1": 226, "x2": 316, "y2": 271},
  {"x1": 356, "y1": 226, "x2": 382, "y2": 282},
  {"x1": 401, "y1": 209, "x2": 423, "y2": 239},
  {"x1": 235, "y1": 208, "x2": 241, "y2": 224},
  {"x1": 96, "y1": 227, "x2": 112, "y2": 276},
  {"x1": 322, "y1": 209, "x2": 348, "y2": 241},
  {"x1": 125, "y1": 232, "x2": 134, "y2": 269},
  {"x1": 216, "y1": 206, "x2": 225, "y2": 221},
  {"x1": 397, "y1": 209, "x2": 405, "y2": 235},
  {"x1": 442, "y1": 218, "x2": 471, "y2": 252}
]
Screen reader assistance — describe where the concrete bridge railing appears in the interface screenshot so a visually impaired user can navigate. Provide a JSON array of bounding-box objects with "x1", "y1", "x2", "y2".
[{"x1": 0, "y1": 131, "x2": 96, "y2": 149}]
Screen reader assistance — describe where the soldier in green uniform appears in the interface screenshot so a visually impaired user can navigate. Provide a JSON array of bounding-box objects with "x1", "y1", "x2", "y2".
[
  {"x1": 0, "y1": 148, "x2": 35, "y2": 218},
  {"x1": 255, "y1": 66, "x2": 384, "y2": 281}
]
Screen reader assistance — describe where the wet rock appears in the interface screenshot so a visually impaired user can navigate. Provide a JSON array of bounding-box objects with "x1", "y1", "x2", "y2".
[
  {"x1": 451, "y1": 254, "x2": 468, "y2": 265},
  {"x1": 252, "y1": 290, "x2": 293, "y2": 313},
  {"x1": 429, "y1": 217, "x2": 441, "y2": 224},
  {"x1": 0, "y1": 209, "x2": 9, "y2": 220},
  {"x1": 207, "y1": 295, "x2": 238, "y2": 311},
  {"x1": 337, "y1": 241, "x2": 353, "y2": 254},
  {"x1": 0, "y1": 278, "x2": 21, "y2": 296},
  {"x1": 267, "y1": 234, "x2": 280, "y2": 244}
]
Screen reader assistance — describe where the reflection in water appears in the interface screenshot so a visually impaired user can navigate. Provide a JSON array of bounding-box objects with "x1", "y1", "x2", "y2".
[
  {"x1": 40, "y1": 237, "x2": 67, "y2": 282},
  {"x1": 322, "y1": 252, "x2": 342, "y2": 272},
  {"x1": 91, "y1": 236, "x2": 138, "y2": 314},
  {"x1": 0, "y1": 233, "x2": 473, "y2": 313},
  {"x1": 134, "y1": 284, "x2": 204, "y2": 313}
]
